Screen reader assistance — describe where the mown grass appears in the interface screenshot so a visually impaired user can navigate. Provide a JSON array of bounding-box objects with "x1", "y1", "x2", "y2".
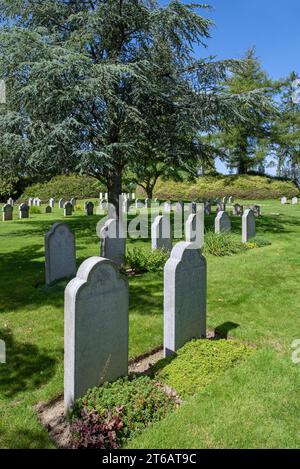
[{"x1": 0, "y1": 198, "x2": 300, "y2": 448}]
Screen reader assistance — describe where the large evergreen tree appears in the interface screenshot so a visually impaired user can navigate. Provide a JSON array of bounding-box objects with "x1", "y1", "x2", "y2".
[
  {"x1": 0, "y1": 2, "x2": 272, "y2": 212},
  {"x1": 212, "y1": 48, "x2": 275, "y2": 174},
  {"x1": 272, "y1": 72, "x2": 300, "y2": 183}
]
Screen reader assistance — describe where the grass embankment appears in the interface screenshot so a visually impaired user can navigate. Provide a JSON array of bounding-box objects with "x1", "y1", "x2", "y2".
[{"x1": 141, "y1": 175, "x2": 299, "y2": 200}]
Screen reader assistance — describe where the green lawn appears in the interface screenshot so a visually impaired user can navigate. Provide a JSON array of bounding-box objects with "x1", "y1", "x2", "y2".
[{"x1": 0, "y1": 199, "x2": 300, "y2": 448}]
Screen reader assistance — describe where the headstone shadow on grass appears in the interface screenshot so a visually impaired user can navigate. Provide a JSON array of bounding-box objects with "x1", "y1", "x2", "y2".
[
  {"x1": 0, "y1": 328, "x2": 57, "y2": 398},
  {"x1": 214, "y1": 322, "x2": 240, "y2": 339}
]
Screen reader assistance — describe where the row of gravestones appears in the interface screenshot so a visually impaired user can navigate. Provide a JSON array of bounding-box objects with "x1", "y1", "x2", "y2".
[
  {"x1": 64, "y1": 241, "x2": 206, "y2": 413},
  {"x1": 281, "y1": 197, "x2": 299, "y2": 205},
  {"x1": 215, "y1": 210, "x2": 256, "y2": 242},
  {"x1": 45, "y1": 208, "x2": 256, "y2": 287}
]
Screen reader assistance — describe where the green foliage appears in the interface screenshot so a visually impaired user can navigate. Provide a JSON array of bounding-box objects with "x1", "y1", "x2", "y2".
[
  {"x1": 155, "y1": 339, "x2": 254, "y2": 398},
  {"x1": 71, "y1": 376, "x2": 176, "y2": 445},
  {"x1": 29, "y1": 206, "x2": 41, "y2": 214},
  {"x1": 21, "y1": 174, "x2": 102, "y2": 201},
  {"x1": 0, "y1": 177, "x2": 18, "y2": 201},
  {"x1": 244, "y1": 237, "x2": 272, "y2": 249},
  {"x1": 204, "y1": 232, "x2": 244, "y2": 257},
  {"x1": 126, "y1": 247, "x2": 170, "y2": 273},
  {"x1": 211, "y1": 48, "x2": 276, "y2": 174},
  {"x1": 150, "y1": 174, "x2": 299, "y2": 200}
]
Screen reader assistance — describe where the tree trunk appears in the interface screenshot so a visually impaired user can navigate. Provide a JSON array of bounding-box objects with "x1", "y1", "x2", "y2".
[
  {"x1": 146, "y1": 184, "x2": 153, "y2": 200},
  {"x1": 107, "y1": 171, "x2": 122, "y2": 219}
]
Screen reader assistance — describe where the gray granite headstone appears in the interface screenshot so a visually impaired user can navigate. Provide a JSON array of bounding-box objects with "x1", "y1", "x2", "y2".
[
  {"x1": 164, "y1": 201, "x2": 172, "y2": 213},
  {"x1": 292, "y1": 197, "x2": 298, "y2": 205},
  {"x1": 2, "y1": 204, "x2": 13, "y2": 221},
  {"x1": 45, "y1": 205, "x2": 52, "y2": 214},
  {"x1": 164, "y1": 242, "x2": 206, "y2": 356},
  {"x1": 100, "y1": 219, "x2": 126, "y2": 266},
  {"x1": 64, "y1": 256, "x2": 129, "y2": 413},
  {"x1": 64, "y1": 201, "x2": 73, "y2": 217},
  {"x1": 215, "y1": 211, "x2": 231, "y2": 234},
  {"x1": 151, "y1": 215, "x2": 172, "y2": 252},
  {"x1": 281, "y1": 197, "x2": 287, "y2": 205},
  {"x1": 216, "y1": 202, "x2": 226, "y2": 214},
  {"x1": 19, "y1": 203, "x2": 29, "y2": 219},
  {"x1": 249, "y1": 205, "x2": 261, "y2": 218},
  {"x1": 204, "y1": 201, "x2": 211, "y2": 216},
  {"x1": 232, "y1": 203, "x2": 244, "y2": 217},
  {"x1": 59, "y1": 198, "x2": 66, "y2": 209},
  {"x1": 45, "y1": 223, "x2": 76, "y2": 285},
  {"x1": 49, "y1": 198, "x2": 55, "y2": 208},
  {"x1": 229, "y1": 196, "x2": 234, "y2": 204},
  {"x1": 85, "y1": 202, "x2": 94, "y2": 216},
  {"x1": 242, "y1": 209, "x2": 256, "y2": 243},
  {"x1": 70, "y1": 198, "x2": 77, "y2": 208},
  {"x1": 185, "y1": 213, "x2": 204, "y2": 248}
]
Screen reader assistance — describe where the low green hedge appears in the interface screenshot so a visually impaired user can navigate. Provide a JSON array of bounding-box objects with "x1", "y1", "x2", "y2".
[
  {"x1": 21, "y1": 174, "x2": 104, "y2": 202},
  {"x1": 138, "y1": 175, "x2": 299, "y2": 201}
]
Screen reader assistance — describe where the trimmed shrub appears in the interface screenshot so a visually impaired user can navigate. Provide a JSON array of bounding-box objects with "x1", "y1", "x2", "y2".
[
  {"x1": 71, "y1": 376, "x2": 176, "y2": 448},
  {"x1": 21, "y1": 174, "x2": 104, "y2": 202},
  {"x1": 154, "y1": 339, "x2": 254, "y2": 398},
  {"x1": 126, "y1": 247, "x2": 170, "y2": 273},
  {"x1": 140, "y1": 175, "x2": 299, "y2": 201},
  {"x1": 204, "y1": 232, "x2": 244, "y2": 257}
]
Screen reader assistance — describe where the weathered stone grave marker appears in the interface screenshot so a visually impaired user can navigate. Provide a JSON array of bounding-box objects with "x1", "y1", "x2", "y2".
[
  {"x1": 45, "y1": 223, "x2": 76, "y2": 285},
  {"x1": 64, "y1": 256, "x2": 129, "y2": 413},
  {"x1": 242, "y1": 209, "x2": 256, "y2": 243},
  {"x1": 151, "y1": 215, "x2": 172, "y2": 252},
  {"x1": 164, "y1": 242, "x2": 206, "y2": 356},
  {"x1": 215, "y1": 211, "x2": 231, "y2": 234}
]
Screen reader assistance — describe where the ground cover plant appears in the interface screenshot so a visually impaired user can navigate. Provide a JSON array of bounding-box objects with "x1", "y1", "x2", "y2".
[
  {"x1": 152, "y1": 339, "x2": 254, "y2": 398},
  {"x1": 70, "y1": 376, "x2": 176, "y2": 449},
  {"x1": 0, "y1": 199, "x2": 300, "y2": 448}
]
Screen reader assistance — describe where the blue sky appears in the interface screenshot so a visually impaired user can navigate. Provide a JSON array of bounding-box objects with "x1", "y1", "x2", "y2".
[{"x1": 161, "y1": 0, "x2": 300, "y2": 174}]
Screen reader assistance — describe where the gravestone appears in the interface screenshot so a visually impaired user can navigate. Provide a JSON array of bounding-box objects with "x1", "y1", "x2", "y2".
[
  {"x1": 99, "y1": 192, "x2": 103, "y2": 200},
  {"x1": 7, "y1": 198, "x2": 14, "y2": 206},
  {"x1": 2, "y1": 204, "x2": 13, "y2": 221},
  {"x1": 164, "y1": 201, "x2": 172, "y2": 213},
  {"x1": 151, "y1": 215, "x2": 172, "y2": 252},
  {"x1": 185, "y1": 213, "x2": 204, "y2": 247},
  {"x1": 145, "y1": 199, "x2": 151, "y2": 209},
  {"x1": 49, "y1": 198, "x2": 55, "y2": 208},
  {"x1": 281, "y1": 197, "x2": 287, "y2": 205},
  {"x1": 292, "y1": 197, "x2": 298, "y2": 205},
  {"x1": 85, "y1": 202, "x2": 94, "y2": 216},
  {"x1": 45, "y1": 205, "x2": 52, "y2": 214},
  {"x1": 36, "y1": 198, "x2": 41, "y2": 206},
  {"x1": 135, "y1": 199, "x2": 144, "y2": 209},
  {"x1": 164, "y1": 242, "x2": 206, "y2": 356},
  {"x1": 216, "y1": 202, "x2": 226, "y2": 214},
  {"x1": 215, "y1": 197, "x2": 220, "y2": 205},
  {"x1": 175, "y1": 201, "x2": 183, "y2": 213},
  {"x1": 100, "y1": 219, "x2": 126, "y2": 266},
  {"x1": 45, "y1": 223, "x2": 76, "y2": 285},
  {"x1": 229, "y1": 196, "x2": 234, "y2": 204},
  {"x1": 191, "y1": 202, "x2": 197, "y2": 214},
  {"x1": 100, "y1": 200, "x2": 108, "y2": 211},
  {"x1": 204, "y1": 201, "x2": 211, "y2": 216},
  {"x1": 249, "y1": 205, "x2": 261, "y2": 218},
  {"x1": 222, "y1": 196, "x2": 228, "y2": 204},
  {"x1": 70, "y1": 198, "x2": 76, "y2": 208},
  {"x1": 132, "y1": 193, "x2": 136, "y2": 200},
  {"x1": 59, "y1": 198, "x2": 66, "y2": 209},
  {"x1": 123, "y1": 199, "x2": 130, "y2": 214},
  {"x1": 28, "y1": 198, "x2": 33, "y2": 207},
  {"x1": 64, "y1": 256, "x2": 129, "y2": 413},
  {"x1": 242, "y1": 209, "x2": 256, "y2": 243},
  {"x1": 19, "y1": 203, "x2": 29, "y2": 219},
  {"x1": 64, "y1": 202, "x2": 73, "y2": 217},
  {"x1": 232, "y1": 203, "x2": 244, "y2": 217},
  {"x1": 215, "y1": 211, "x2": 231, "y2": 234}
]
